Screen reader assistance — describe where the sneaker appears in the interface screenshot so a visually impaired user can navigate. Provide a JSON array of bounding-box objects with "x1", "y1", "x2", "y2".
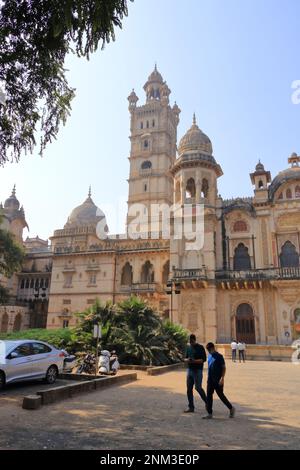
[
  {"x1": 229, "y1": 407, "x2": 236, "y2": 418},
  {"x1": 184, "y1": 408, "x2": 194, "y2": 413},
  {"x1": 202, "y1": 414, "x2": 213, "y2": 419}
]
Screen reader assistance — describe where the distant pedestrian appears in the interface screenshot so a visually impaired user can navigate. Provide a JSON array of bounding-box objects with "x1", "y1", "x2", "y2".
[
  {"x1": 231, "y1": 339, "x2": 237, "y2": 362},
  {"x1": 184, "y1": 334, "x2": 207, "y2": 413},
  {"x1": 237, "y1": 341, "x2": 246, "y2": 363},
  {"x1": 203, "y1": 342, "x2": 235, "y2": 419}
]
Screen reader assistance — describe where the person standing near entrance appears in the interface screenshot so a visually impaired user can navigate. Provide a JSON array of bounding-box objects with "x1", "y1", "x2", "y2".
[
  {"x1": 184, "y1": 334, "x2": 207, "y2": 413},
  {"x1": 230, "y1": 339, "x2": 237, "y2": 362},
  {"x1": 203, "y1": 342, "x2": 235, "y2": 419},
  {"x1": 237, "y1": 341, "x2": 246, "y2": 362}
]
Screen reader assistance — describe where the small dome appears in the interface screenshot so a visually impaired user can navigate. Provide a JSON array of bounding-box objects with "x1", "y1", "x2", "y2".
[
  {"x1": 178, "y1": 114, "x2": 213, "y2": 156},
  {"x1": 146, "y1": 64, "x2": 163, "y2": 84},
  {"x1": 65, "y1": 189, "x2": 108, "y2": 231},
  {"x1": 4, "y1": 185, "x2": 20, "y2": 211},
  {"x1": 255, "y1": 160, "x2": 265, "y2": 172},
  {"x1": 269, "y1": 166, "x2": 300, "y2": 200}
]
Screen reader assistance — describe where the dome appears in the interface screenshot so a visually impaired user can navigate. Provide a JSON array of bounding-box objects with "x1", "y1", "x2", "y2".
[
  {"x1": 4, "y1": 185, "x2": 20, "y2": 211},
  {"x1": 269, "y1": 165, "x2": 300, "y2": 200},
  {"x1": 178, "y1": 114, "x2": 213, "y2": 156},
  {"x1": 65, "y1": 189, "x2": 108, "y2": 231},
  {"x1": 255, "y1": 160, "x2": 265, "y2": 172},
  {"x1": 146, "y1": 64, "x2": 163, "y2": 85}
]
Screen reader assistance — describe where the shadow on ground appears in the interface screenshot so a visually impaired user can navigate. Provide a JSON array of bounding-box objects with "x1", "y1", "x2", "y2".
[{"x1": 0, "y1": 372, "x2": 299, "y2": 450}]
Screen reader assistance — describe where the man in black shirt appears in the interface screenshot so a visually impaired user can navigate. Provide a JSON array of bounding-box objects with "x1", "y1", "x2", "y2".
[{"x1": 184, "y1": 334, "x2": 207, "y2": 413}]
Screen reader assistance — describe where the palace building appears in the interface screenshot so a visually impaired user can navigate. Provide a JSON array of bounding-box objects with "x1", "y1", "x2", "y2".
[{"x1": 1, "y1": 66, "x2": 300, "y2": 346}]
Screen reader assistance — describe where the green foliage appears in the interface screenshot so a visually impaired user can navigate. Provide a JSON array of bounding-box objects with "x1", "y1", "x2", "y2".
[
  {"x1": 73, "y1": 296, "x2": 188, "y2": 365},
  {"x1": 0, "y1": 228, "x2": 25, "y2": 277},
  {"x1": 0, "y1": 328, "x2": 72, "y2": 349},
  {"x1": 0, "y1": 297, "x2": 189, "y2": 366},
  {"x1": 0, "y1": 214, "x2": 25, "y2": 304},
  {"x1": 0, "y1": 0, "x2": 133, "y2": 165}
]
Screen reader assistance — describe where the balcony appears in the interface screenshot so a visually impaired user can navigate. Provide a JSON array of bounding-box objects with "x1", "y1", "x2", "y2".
[
  {"x1": 171, "y1": 268, "x2": 208, "y2": 288},
  {"x1": 120, "y1": 282, "x2": 159, "y2": 294},
  {"x1": 216, "y1": 267, "x2": 300, "y2": 281}
]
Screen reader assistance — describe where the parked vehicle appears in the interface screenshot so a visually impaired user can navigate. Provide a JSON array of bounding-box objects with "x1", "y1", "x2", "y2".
[
  {"x1": 75, "y1": 353, "x2": 96, "y2": 375},
  {"x1": 61, "y1": 349, "x2": 77, "y2": 373},
  {"x1": 0, "y1": 340, "x2": 65, "y2": 390},
  {"x1": 98, "y1": 350, "x2": 120, "y2": 375}
]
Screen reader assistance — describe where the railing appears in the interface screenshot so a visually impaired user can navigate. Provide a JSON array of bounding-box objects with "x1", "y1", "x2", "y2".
[
  {"x1": 172, "y1": 268, "x2": 207, "y2": 280},
  {"x1": 120, "y1": 282, "x2": 158, "y2": 293},
  {"x1": 216, "y1": 267, "x2": 300, "y2": 281}
]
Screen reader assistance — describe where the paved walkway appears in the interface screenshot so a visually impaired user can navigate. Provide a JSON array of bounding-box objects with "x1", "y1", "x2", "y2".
[{"x1": 0, "y1": 361, "x2": 299, "y2": 450}]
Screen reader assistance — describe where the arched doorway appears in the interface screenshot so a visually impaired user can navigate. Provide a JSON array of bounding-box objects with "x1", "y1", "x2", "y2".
[
  {"x1": 293, "y1": 308, "x2": 300, "y2": 339},
  {"x1": 0, "y1": 313, "x2": 9, "y2": 333},
  {"x1": 233, "y1": 243, "x2": 251, "y2": 270},
  {"x1": 280, "y1": 241, "x2": 299, "y2": 268},
  {"x1": 236, "y1": 303, "x2": 256, "y2": 344},
  {"x1": 13, "y1": 313, "x2": 22, "y2": 332}
]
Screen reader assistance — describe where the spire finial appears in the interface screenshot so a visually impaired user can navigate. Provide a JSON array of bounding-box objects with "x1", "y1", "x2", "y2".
[
  {"x1": 12, "y1": 184, "x2": 16, "y2": 197},
  {"x1": 193, "y1": 113, "x2": 196, "y2": 125},
  {"x1": 88, "y1": 185, "x2": 92, "y2": 198},
  {"x1": 154, "y1": 62, "x2": 157, "y2": 72}
]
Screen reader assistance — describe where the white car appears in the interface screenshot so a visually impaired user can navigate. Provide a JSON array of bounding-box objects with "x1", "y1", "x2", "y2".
[{"x1": 0, "y1": 340, "x2": 65, "y2": 390}]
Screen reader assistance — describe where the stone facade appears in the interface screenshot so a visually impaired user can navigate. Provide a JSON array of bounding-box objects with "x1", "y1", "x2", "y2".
[{"x1": 1, "y1": 67, "x2": 300, "y2": 345}]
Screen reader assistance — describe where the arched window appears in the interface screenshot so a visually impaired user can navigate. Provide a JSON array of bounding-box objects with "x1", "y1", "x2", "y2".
[
  {"x1": 294, "y1": 308, "x2": 300, "y2": 336},
  {"x1": 30, "y1": 279, "x2": 34, "y2": 288},
  {"x1": 144, "y1": 184, "x2": 147, "y2": 192},
  {"x1": 25, "y1": 279, "x2": 30, "y2": 289},
  {"x1": 20, "y1": 279, "x2": 25, "y2": 289},
  {"x1": 236, "y1": 303, "x2": 255, "y2": 344},
  {"x1": 152, "y1": 119, "x2": 155, "y2": 127},
  {"x1": 162, "y1": 260, "x2": 170, "y2": 284},
  {"x1": 121, "y1": 262, "x2": 133, "y2": 286},
  {"x1": 233, "y1": 243, "x2": 251, "y2": 270},
  {"x1": 141, "y1": 261, "x2": 154, "y2": 283},
  {"x1": 146, "y1": 121, "x2": 149, "y2": 128},
  {"x1": 296, "y1": 186, "x2": 300, "y2": 198},
  {"x1": 233, "y1": 220, "x2": 248, "y2": 233},
  {"x1": 141, "y1": 160, "x2": 152, "y2": 170},
  {"x1": 280, "y1": 241, "x2": 299, "y2": 268},
  {"x1": 185, "y1": 178, "x2": 196, "y2": 199},
  {"x1": 258, "y1": 180, "x2": 264, "y2": 188},
  {"x1": 175, "y1": 180, "x2": 181, "y2": 203},
  {"x1": 286, "y1": 188, "x2": 292, "y2": 199},
  {"x1": 143, "y1": 139, "x2": 149, "y2": 149},
  {"x1": 278, "y1": 192, "x2": 283, "y2": 200},
  {"x1": 13, "y1": 313, "x2": 22, "y2": 332},
  {"x1": 35, "y1": 279, "x2": 39, "y2": 289},
  {"x1": 140, "y1": 122, "x2": 143, "y2": 129},
  {"x1": 201, "y1": 178, "x2": 209, "y2": 198},
  {"x1": 0, "y1": 313, "x2": 9, "y2": 333}
]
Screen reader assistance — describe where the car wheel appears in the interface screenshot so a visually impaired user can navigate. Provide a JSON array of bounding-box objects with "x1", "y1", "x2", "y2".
[
  {"x1": 45, "y1": 365, "x2": 58, "y2": 385},
  {"x1": 0, "y1": 371, "x2": 6, "y2": 390}
]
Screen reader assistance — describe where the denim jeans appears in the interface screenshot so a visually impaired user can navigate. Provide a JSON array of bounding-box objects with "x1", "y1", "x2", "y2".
[
  {"x1": 232, "y1": 349, "x2": 237, "y2": 361},
  {"x1": 187, "y1": 368, "x2": 207, "y2": 410},
  {"x1": 206, "y1": 379, "x2": 233, "y2": 415}
]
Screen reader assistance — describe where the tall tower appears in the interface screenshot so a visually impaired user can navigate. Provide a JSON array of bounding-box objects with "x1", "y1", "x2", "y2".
[{"x1": 127, "y1": 66, "x2": 180, "y2": 234}]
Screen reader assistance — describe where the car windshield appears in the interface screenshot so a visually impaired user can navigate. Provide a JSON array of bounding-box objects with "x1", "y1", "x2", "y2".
[{"x1": 0, "y1": 341, "x2": 19, "y2": 362}]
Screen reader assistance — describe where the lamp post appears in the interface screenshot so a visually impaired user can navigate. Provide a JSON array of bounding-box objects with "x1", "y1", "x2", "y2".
[{"x1": 166, "y1": 280, "x2": 181, "y2": 323}]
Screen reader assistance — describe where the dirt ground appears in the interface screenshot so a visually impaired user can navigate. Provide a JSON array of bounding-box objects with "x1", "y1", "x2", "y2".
[{"x1": 0, "y1": 361, "x2": 299, "y2": 450}]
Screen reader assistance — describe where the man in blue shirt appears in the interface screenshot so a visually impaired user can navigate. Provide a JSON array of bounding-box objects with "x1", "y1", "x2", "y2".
[
  {"x1": 184, "y1": 334, "x2": 207, "y2": 413},
  {"x1": 203, "y1": 342, "x2": 235, "y2": 419}
]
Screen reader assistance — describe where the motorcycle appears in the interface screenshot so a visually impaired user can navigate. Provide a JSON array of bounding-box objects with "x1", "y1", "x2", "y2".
[
  {"x1": 61, "y1": 349, "x2": 78, "y2": 373},
  {"x1": 76, "y1": 353, "x2": 96, "y2": 375},
  {"x1": 98, "y1": 350, "x2": 120, "y2": 375}
]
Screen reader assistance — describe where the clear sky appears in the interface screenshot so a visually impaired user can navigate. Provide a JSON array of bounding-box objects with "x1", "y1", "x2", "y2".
[{"x1": 1, "y1": 0, "x2": 300, "y2": 240}]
